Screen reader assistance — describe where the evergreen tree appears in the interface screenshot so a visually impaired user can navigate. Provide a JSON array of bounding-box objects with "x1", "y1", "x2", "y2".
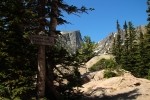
[
  {"x1": 128, "y1": 22, "x2": 136, "y2": 50},
  {"x1": 121, "y1": 21, "x2": 129, "y2": 70},
  {"x1": 0, "y1": 0, "x2": 37, "y2": 99},
  {"x1": 136, "y1": 28, "x2": 147, "y2": 77},
  {"x1": 77, "y1": 36, "x2": 95, "y2": 63},
  {"x1": 112, "y1": 21, "x2": 145, "y2": 77},
  {"x1": 43, "y1": 1, "x2": 93, "y2": 99},
  {"x1": 0, "y1": 0, "x2": 93, "y2": 99},
  {"x1": 142, "y1": 0, "x2": 150, "y2": 78},
  {"x1": 118, "y1": 21, "x2": 137, "y2": 73},
  {"x1": 115, "y1": 20, "x2": 122, "y2": 64},
  {"x1": 112, "y1": 33, "x2": 117, "y2": 56},
  {"x1": 145, "y1": 0, "x2": 150, "y2": 64}
]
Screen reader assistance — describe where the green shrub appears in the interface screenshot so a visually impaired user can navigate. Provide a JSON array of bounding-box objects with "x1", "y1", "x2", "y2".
[
  {"x1": 104, "y1": 70, "x2": 117, "y2": 78},
  {"x1": 146, "y1": 69, "x2": 150, "y2": 80},
  {"x1": 89, "y1": 58, "x2": 117, "y2": 72}
]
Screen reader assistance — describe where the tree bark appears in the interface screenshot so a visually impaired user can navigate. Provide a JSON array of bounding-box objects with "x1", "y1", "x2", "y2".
[
  {"x1": 37, "y1": 0, "x2": 46, "y2": 99},
  {"x1": 45, "y1": 0, "x2": 62, "y2": 99},
  {"x1": 49, "y1": 0, "x2": 58, "y2": 34},
  {"x1": 37, "y1": 45, "x2": 46, "y2": 99}
]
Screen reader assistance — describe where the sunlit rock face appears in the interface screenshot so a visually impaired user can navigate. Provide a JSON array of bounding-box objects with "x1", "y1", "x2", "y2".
[
  {"x1": 60, "y1": 30, "x2": 83, "y2": 54},
  {"x1": 94, "y1": 26, "x2": 146, "y2": 55}
]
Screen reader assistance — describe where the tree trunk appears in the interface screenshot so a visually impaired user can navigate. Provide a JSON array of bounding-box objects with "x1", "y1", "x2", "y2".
[
  {"x1": 50, "y1": 0, "x2": 58, "y2": 33},
  {"x1": 45, "y1": 64, "x2": 61, "y2": 100},
  {"x1": 45, "y1": 0, "x2": 61, "y2": 99},
  {"x1": 37, "y1": 0, "x2": 46, "y2": 99},
  {"x1": 37, "y1": 45, "x2": 46, "y2": 99}
]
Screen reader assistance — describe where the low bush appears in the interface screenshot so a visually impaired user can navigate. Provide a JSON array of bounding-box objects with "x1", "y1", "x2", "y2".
[
  {"x1": 104, "y1": 70, "x2": 117, "y2": 78},
  {"x1": 89, "y1": 58, "x2": 117, "y2": 72}
]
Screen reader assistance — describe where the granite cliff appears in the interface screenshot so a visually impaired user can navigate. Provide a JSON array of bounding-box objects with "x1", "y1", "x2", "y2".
[{"x1": 59, "y1": 30, "x2": 83, "y2": 54}]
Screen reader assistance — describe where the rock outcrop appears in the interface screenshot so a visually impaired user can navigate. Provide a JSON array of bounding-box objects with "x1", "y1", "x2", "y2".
[
  {"x1": 59, "y1": 30, "x2": 83, "y2": 54},
  {"x1": 80, "y1": 70, "x2": 150, "y2": 100},
  {"x1": 79, "y1": 53, "x2": 150, "y2": 100}
]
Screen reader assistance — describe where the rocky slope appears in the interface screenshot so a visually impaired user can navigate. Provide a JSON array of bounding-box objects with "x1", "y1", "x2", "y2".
[
  {"x1": 59, "y1": 27, "x2": 149, "y2": 100},
  {"x1": 94, "y1": 26, "x2": 146, "y2": 55},
  {"x1": 80, "y1": 70, "x2": 150, "y2": 100},
  {"x1": 79, "y1": 54, "x2": 150, "y2": 100}
]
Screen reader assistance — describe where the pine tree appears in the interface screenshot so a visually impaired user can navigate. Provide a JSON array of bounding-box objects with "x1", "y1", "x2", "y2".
[
  {"x1": 43, "y1": 1, "x2": 93, "y2": 99},
  {"x1": 142, "y1": 0, "x2": 150, "y2": 78},
  {"x1": 121, "y1": 21, "x2": 129, "y2": 70},
  {"x1": 115, "y1": 21, "x2": 141, "y2": 77},
  {"x1": 128, "y1": 22, "x2": 136, "y2": 50},
  {"x1": 123, "y1": 22, "x2": 137, "y2": 73},
  {"x1": 0, "y1": 0, "x2": 93, "y2": 99},
  {"x1": 145, "y1": 0, "x2": 150, "y2": 65},
  {"x1": 137, "y1": 28, "x2": 147, "y2": 77},
  {"x1": 112, "y1": 33, "x2": 117, "y2": 56},
  {"x1": 120, "y1": 22, "x2": 145, "y2": 77},
  {"x1": 77, "y1": 36, "x2": 95, "y2": 63},
  {"x1": 0, "y1": 0, "x2": 37, "y2": 99},
  {"x1": 115, "y1": 20, "x2": 122, "y2": 64}
]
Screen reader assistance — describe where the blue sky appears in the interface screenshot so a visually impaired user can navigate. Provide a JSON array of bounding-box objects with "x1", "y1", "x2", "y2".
[{"x1": 57, "y1": 0, "x2": 148, "y2": 42}]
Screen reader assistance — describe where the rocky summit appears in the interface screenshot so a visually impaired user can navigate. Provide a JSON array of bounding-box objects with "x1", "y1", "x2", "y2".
[{"x1": 59, "y1": 30, "x2": 83, "y2": 54}]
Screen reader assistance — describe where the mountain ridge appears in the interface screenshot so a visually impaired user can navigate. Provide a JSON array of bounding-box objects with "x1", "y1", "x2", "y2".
[{"x1": 94, "y1": 25, "x2": 146, "y2": 55}]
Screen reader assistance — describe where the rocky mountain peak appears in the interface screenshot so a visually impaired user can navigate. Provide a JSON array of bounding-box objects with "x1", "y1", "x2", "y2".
[
  {"x1": 59, "y1": 30, "x2": 83, "y2": 54},
  {"x1": 94, "y1": 25, "x2": 146, "y2": 55}
]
